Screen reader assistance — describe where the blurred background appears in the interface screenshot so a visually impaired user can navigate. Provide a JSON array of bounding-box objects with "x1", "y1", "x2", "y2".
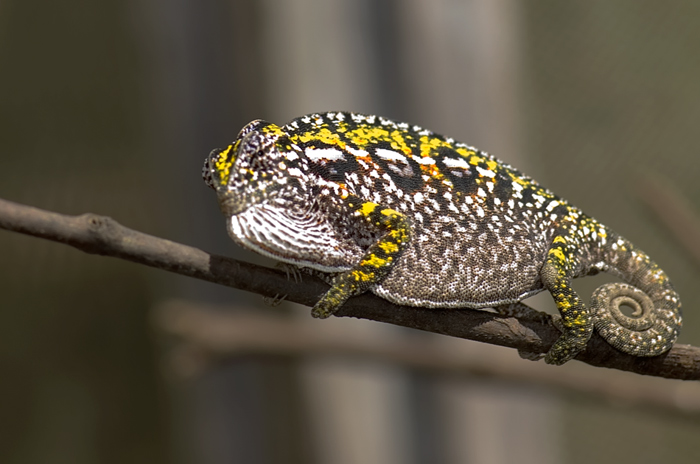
[{"x1": 2, "y1": 1, "x2": 700, "y2": 463}]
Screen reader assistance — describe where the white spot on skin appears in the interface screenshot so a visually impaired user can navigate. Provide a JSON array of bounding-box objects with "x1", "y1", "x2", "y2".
[
  {"x1": 546, "y1": 200, "x2": 559, "y2": 211},
  {"x1": 443, "y1": 157, "x2": 471, "y2": 169},
  {"x1": 346, "y1": 146, "x2": 369, "y2": 158},
  {"x1": 476, "y1": 166, "x2": 495, "y2": 178},
  {"x1": 375, "y1": 148, "x2": 407, "y2": 162},
  {"x1": 412, "y1": 156, "x2": 436, "y2": 165},
  {"x1": 305, "y1": 147, "x2": 345, "y2": 161},
  {"x1": 414, "y1": 192, "x2": 425, "y2": 204}
]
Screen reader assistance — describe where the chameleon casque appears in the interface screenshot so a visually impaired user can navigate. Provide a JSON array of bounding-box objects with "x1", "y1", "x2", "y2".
[{"x1": 202, "y1": 111, "x2": 681, "y2": 365}]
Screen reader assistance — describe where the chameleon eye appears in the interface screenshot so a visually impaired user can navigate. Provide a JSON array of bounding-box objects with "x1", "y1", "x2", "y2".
[{"x1": 203, "y1": 143, "x2": 238, "y2": 188}]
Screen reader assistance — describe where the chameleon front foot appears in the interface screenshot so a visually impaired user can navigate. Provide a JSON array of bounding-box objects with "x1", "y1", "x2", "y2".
[
  {"x1": 311, "y1": 289, "x2": 345, "y2": 319},
  {"x1": 311, "y1": 272, "x2": 357, "y2": 319}
]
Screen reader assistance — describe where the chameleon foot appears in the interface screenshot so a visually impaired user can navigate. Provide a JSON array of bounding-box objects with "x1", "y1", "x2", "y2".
[{"x1": 544, "y1": 329, "x2": 591, "y2": 365}]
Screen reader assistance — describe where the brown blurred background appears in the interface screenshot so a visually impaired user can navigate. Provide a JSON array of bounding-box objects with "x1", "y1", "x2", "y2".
[{"x1": 1, "y1": 1, "x2": 700, "y2": 463}]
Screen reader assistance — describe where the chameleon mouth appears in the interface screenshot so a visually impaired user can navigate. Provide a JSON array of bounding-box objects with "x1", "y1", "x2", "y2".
[{"x1": 218, "y1": 193, "x2": 249, "y2": 216}]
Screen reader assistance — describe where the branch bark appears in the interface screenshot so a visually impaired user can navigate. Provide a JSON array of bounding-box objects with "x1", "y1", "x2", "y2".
[{"x1": 1, "y1": 197, "x2": 699, "y2": 380}]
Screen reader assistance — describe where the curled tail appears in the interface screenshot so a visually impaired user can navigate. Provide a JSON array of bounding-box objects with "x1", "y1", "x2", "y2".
[{"x1": 590, "y1": 232, "x2": 682, "y2": 357}]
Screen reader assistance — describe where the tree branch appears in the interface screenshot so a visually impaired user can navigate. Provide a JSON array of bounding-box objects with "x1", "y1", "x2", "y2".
[{"x1": 1, "y1": 197, "x2": 698, "y2": 380}]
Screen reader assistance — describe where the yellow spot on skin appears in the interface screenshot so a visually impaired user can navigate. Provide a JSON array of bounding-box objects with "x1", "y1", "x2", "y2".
[
  {"x1": 553, "y1": 236, "x2": 567, "y2": 244},
  {"x1": 346, "y1": 125, "x2": 390, "y2": 148},
  {"x1": 214, "y1": 144, "x2": 235, "y2": 185},
  {"x1": 360, "y1": 254, "x2": 389, "y2": 267},
  {"x1": 485, "y1": 159, "x2": 498, "y2": 171},
  {"x1": 294, "y1": 127, "x2": 346, "y2": 148},
  {"x1": 378, "y1": 241, "x2": 399, "y2": 254},
  {"x1": 390, "y1": 130, "x2": 413, "y2": 156},
  {"x1": 261, "y1": 124, "x2": 285, "y2": 137},
  {"x1": 389, "y1": 229, "x2": 408, "y2": 241},
  {"x1": 456, "y1": 147, "x2": 476, "y2": 158},
  {"x1": 351, "y1": 269, "x2": 375, "y2": 282},
  {"x1": 550, "y1": 248, "x2": 566, "y2": 262},
  {"x1": 418, "y1": 135, "x2": 453, "y2": 158},
  {"x1": 381, "y1": 208, "x2": 400, "y2": 217},
  {"x1": 360, "y1": 202, "x2": 378, "y2": 216}
]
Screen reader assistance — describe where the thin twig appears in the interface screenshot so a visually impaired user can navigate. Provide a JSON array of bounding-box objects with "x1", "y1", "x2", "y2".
[{"x1": 0, "y1": 197, "x2": 699, "y2": 380}]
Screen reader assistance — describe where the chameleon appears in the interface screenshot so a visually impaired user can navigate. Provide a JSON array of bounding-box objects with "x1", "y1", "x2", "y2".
[{"x1": 202, "y1": 111, "x2": 682, "y2": 365}]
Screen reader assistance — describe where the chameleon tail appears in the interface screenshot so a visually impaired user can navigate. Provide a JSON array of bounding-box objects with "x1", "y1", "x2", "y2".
[{"x1": 591, "y1": 232, "x2": 681, "y2": 356}]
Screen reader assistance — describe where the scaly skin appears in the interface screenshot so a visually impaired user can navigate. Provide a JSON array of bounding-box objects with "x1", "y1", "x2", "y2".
[{"x1": 203, "y1": 112, "x2": 682, "y2": 365}]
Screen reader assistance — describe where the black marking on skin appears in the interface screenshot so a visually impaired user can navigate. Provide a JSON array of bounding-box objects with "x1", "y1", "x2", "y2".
[{"x1": 204, "y1": 111, "x2": 683, "y2": 366}]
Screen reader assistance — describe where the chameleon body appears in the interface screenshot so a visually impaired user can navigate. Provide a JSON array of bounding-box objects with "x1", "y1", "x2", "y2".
[{"x1": 203, "y1": 112, "x2": 681, "y2": 365}]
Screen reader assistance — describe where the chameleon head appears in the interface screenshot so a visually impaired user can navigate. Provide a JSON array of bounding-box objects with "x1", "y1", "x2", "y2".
[{"x1": 203, "y1": 120, "x2": 296, "y2": 216}]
